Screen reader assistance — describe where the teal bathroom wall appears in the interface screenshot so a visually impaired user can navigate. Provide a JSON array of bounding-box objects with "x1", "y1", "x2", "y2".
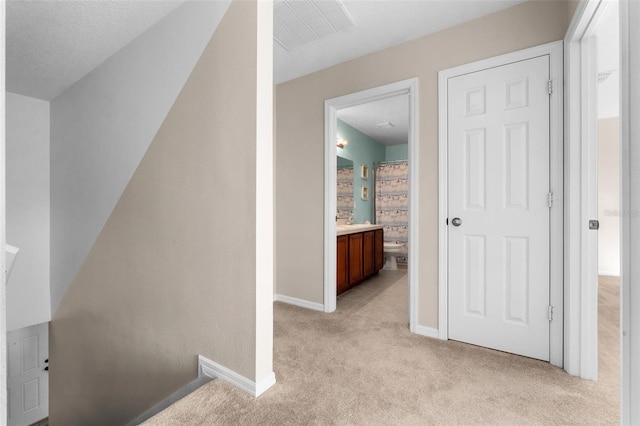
[
  {"x1": 385, "y1": 144, "x2": 408, "y2": 162},
  {"x1": 337, "y1": 156, "x2": 353, "y2": 169},
  {"x1": 336, "y1": 120, "x2": 385, "y2": 223}
]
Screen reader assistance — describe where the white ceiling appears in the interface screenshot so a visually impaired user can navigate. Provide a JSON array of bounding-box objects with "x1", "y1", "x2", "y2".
[
  {"x1": 6, "y1": 0, "x2": 528, "y2": 102},
  {"x1": 338, "y1": 94, "x2": 409, "y2": 146},
  {"x1": 274, "y1": 0, "x2": 527, "y2": 84},
  {"x1": 6, "y1": 0, "x2": 185, "y2": 100}
]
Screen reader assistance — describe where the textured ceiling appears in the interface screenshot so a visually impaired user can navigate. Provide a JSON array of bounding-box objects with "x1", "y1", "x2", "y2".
[
  {"x1": 274, "y1": 0, "x2": 527, "y2": 84},
  {"x1": 6, "y1": 0, "x2": 185, "y2": 100},
  {"x1": 7, "y1": 0, "x2": 530, "y2": 101},
  {"x1": 338, "y1": 95, "x2": 409, "y2": 146}
]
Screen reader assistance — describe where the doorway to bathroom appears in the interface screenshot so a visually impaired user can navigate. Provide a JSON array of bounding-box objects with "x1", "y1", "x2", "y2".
[
  {"x1": 324, "y1": 78, "x2": 422, "y2": 334},
  {"x1": 338, "y1": 96, "x2": 409, "y2": 265}
]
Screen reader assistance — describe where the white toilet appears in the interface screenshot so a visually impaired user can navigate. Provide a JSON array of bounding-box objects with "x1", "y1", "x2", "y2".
[{"x1": 383, "y1": 242, "x2": 403, "y2": 270}]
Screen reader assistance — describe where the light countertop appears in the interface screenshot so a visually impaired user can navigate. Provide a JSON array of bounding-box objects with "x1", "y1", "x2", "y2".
[{"x1": 336, "y1": 224, "x2": 384, "y2": 236}]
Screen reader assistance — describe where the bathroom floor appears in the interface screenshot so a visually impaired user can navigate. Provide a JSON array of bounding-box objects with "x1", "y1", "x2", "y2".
[{"x1": 336, "y1": 265, "x2": 407, "y2": 316}]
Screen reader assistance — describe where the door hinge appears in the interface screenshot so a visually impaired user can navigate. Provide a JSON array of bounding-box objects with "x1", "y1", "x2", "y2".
[
  {"x1": 548, "y1": 305, "x2": 554, "y2": 322},
  {"x1": 548, "y1": 79, "x2": 553, "y2": 95},
  {"x1": 548, "y1": 192, "x2": 553, "y2": 208}
]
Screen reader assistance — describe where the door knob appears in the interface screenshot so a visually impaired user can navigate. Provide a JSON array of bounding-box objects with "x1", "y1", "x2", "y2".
[{"x1": 451, "y1": 217, "x2": 462, "y2": 227}]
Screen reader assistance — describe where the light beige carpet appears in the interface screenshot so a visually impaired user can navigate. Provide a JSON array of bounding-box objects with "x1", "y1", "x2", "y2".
[{"x1": 144, "y1": 271, "x2": 619, "y2": 425}]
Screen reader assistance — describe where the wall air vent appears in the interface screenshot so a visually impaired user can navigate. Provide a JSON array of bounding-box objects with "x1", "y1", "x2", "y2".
[{"x1": 274, "y1": 0, "x2": 354, "y2": 52}]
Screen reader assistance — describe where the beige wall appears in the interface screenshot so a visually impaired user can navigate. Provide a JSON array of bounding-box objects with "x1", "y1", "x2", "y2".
[
  {"x1": 598, "y1": 117, "x2": 621, "y2": 276},
  {"x1": 49, "y1": 1, "x2": 271, "y2": 424},
  {"x1": 567, "y1": 0, "x2": 580, "y2": 25},
  {"x1": 275, "y1": 0, "x2": 574, "y2": 328}
]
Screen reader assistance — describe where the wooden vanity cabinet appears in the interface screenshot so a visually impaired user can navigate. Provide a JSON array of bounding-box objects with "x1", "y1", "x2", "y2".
[
  {"x1": 374, "y1": 229, "x2": 384, "y2": 271},
  {"x1": 337, "y1": 228, "x2": 384, "y2": 295},
  {"x1": 349, "y1": 233, "x2": 364, "y2": 285},
  {"x1": 363, "y1": 231, "x2": 375, "y2": 277},
  {"x1": 337, "y1": 236, "x2": 350, "y2": 295}
]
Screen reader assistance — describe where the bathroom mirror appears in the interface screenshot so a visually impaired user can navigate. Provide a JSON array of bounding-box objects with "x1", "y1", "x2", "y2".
[{"x1": 337, "y1": 156, "x2": 354, "y2": 221}]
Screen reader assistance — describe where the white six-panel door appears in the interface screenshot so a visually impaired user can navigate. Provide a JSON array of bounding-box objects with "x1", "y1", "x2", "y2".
[
  {"x1": 8, "y1": 322, "x2": 49, "y2": 426},
  {"x1": 447, "y1": 56, "x2": 551, "y2": 361}
]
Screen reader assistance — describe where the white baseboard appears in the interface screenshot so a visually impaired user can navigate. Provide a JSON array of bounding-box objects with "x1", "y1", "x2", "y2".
[
  {"x1": 273, "y1": 294, "x2": 324, "y2": 312},
  {"x1": 598, "y1": 270, "x2": 621, "y2": 277},
  {"x1": 255, "y1": 371, "x2": 277, "y2": 396},
  {"x1": 198, "y1": 355, "x2": 275, "y2": 397},
  {"x1": 413, "y1": 325, "x2": 441, "y2": 339}
]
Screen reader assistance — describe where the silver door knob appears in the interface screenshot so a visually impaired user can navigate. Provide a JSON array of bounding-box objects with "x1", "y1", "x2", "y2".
[{"x1": 451, "y1": 217, "x2": 462, "y2": 227}]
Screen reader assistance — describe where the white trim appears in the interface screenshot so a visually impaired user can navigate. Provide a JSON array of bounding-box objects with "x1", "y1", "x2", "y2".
[
  {"x1": 273, "y1": 294, "x2": 324, "y2": 312},
  {"x1": 563, "y1": 1, "x2": 588, "y2": 377},
  {"x1": 0, "y1": 2, "x2": 6, "y2": 422},
  {"x1": 437, "y1": 41, "x2": 565, "y2": 366},
  {"x1": 198, "y1": 355, "x2": 276, "y2": 398},
  {"x1": 255, "y1": 372, "x2": 277, "y2": 396},
  {"x1": 324, "y1": 100, "x2": 338, "y2": 313},
  {"x1": 548, "y1": 41, "x2": 566, "y2": 369},
  {"x1": 564, "y1": 0, "x2": 612, "y2": 380},
  {"x1": 598, "y1": 271, "x2": 621, "y2": 278},
  {"x1": 255, "y1": 0, "x2": 274, "y2": 387},
  {"x1": 407, "y1": 82, "x2": 420, "y2": 334},
  {"x1": 437, "y1": 64, "x2": 449, "y2": 341},
  {"x1": 413, "y1": 325, "x2": 439, "y2": 339},
  {"x1": 255, "y1": 2, "x2": 275, "y2": 388},
  {"x1": 620, "y1": 0, "x2": 639, "y2": 422},
  {"x1": 324, "y1": 78, "x2": 420, "y2": 333},
  {"x1": 580, "y1": 14, "x2": 600, "y2": 384}
]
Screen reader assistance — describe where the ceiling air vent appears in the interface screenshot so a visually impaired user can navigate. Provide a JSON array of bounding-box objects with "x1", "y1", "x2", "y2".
[
  {"x1": 376, "y1": 122, "x2": 395, "y2": 129},
  {"x1": 274, "y1": 0, "x2": 354, "y2": 52},
  {"x1": 598, "y1": 70, "x2": 614, "y2": 83}
]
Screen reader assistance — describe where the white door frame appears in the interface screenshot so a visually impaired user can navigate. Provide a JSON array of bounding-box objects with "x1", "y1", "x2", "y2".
[
  {"x1": 573, "y1": 0, "x2": 640, "y2": 418},
  {"x1": 619, "y1": 0, "x2": 639, "y2": 423},
  {"x1": 1, "y1": 2, "x2": 7, "y2": 423},
  {"x1": 437, "y1": 41, "x2": 565, "y2": 367},
  {"x1": 323, "y1": 78, "x2": 420, "y2": 331},
  {"x1": 564, "y1": 0, "x2": 616, "y2": 381}
]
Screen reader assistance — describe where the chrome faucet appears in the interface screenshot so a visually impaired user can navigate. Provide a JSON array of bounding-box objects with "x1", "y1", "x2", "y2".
[{"x1": 347, "y1": 211, "x2": 354, "y2": 225}]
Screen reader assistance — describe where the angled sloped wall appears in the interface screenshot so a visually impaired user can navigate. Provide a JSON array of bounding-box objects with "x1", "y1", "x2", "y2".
[
  {"x1": 50, "y1": 0, "x2": 232, "y2": 316},
  {"x1": 6, "y1": 92, "x2": 50, "y2": 331},
  {"x1": 49, "y1": 0, "x2": 273, "y2": 423}
]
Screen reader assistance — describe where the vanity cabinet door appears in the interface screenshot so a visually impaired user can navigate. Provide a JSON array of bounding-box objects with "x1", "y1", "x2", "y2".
[
  {"x1": 363, "y1": 231, "x2": 375, "y2": 277},
  {"x1": 337, "y1": 235, "x2": 350, "y2": 295},
  {"x1": 374, "y1": 229, "x2": 384, "y2": 271},
  {"x1": 349, "y1": 233, "x2": 364, "y2": 285}
]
